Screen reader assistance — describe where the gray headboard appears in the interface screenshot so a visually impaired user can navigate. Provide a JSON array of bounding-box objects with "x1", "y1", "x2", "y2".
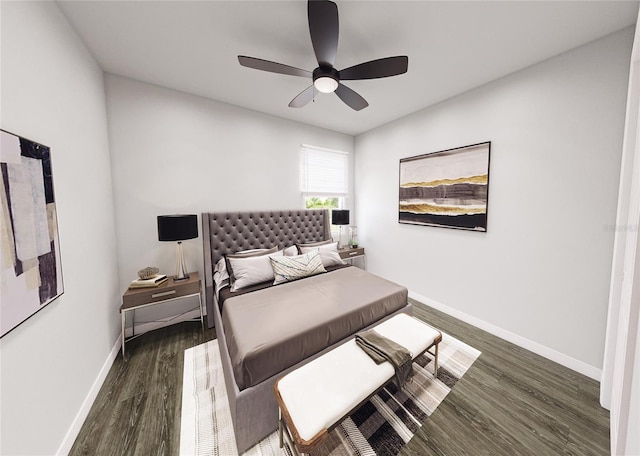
[{"x1": 201, "y1": 209, "x2": 331, "y2": 327}]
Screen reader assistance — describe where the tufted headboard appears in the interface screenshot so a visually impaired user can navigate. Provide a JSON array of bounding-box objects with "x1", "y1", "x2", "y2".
[{"x1": 201, "y1": 209, "x2": 331, "y2": 327}]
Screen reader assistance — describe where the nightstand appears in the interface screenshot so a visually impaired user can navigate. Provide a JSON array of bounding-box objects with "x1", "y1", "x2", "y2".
[
  {"x1": 338, "y1": 247, "x2": 366, "y2": 269},
  {"x1": 120, "y1": 272, "x2": 203, "y2": 357}
]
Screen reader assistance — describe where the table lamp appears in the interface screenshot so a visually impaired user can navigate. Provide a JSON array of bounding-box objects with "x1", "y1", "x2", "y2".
[
  {"x1": 157, "y1": 214, "x2": 198, "y2": 280},
  {"x1": 331, "y1": 209, "x2": 350, "y2": 248}
]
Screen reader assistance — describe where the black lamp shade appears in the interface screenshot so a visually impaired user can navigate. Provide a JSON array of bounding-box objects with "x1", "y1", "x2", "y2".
[
  {"x1": 331, "y1": 209, "x2": 350, "y2": 226},
  {"x1": 157, "y1": 214, "x2": 198, "y2": 241}
]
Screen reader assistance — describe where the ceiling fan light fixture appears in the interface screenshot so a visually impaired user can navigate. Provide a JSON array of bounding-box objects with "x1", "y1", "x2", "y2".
[
  {"x1": 238, "y1": 1, "x2": 408, "y2": 110},
  {"x1": 314, "y1": 76, "x2": 338, "y2": 93}
]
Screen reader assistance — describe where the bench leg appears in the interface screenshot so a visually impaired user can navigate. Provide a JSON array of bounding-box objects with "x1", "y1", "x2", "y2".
[
  {"x1": 434, "y1": 342, "x2": 439, "y2": 378},
  {"x1": 278, "y1": 408, "x2": 308, "y2": 456},
  {"x1": 278, "y1": 408, "x2": 284, "y2": 449}
]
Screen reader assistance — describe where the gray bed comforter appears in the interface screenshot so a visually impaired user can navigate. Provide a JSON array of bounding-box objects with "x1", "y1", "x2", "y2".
[{"x1": 221, "y1": 266, "x2": 408, "y2": 390}]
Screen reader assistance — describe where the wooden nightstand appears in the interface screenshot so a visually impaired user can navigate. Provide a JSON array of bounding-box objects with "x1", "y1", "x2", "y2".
[
  {"x1": 338, "y1": 247, "x2": 366, "y2": 269},
  {"x1": 120, "y1": 272, "x2": 203, "y2": 357}
]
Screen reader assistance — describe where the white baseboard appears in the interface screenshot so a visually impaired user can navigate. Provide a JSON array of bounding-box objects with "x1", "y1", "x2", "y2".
[
  {"x1": 55, "y1": 309, "x2": 203, "y2": 454},
  {"x1": 409, "y1": 290, "x2": 602, "y2": 381},
  {"x1": 56, "y1": 334, "x2": 122, "y2": 455}
]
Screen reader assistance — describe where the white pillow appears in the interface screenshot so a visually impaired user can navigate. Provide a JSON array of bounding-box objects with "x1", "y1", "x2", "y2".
[
  {"x1": 283, "y1": 245, "x2": 299, "y2": 256},
  {"x1": 270, "y1": 251, "x2": 327, "y2": 285},
  {"x1": 318, "y1": 249, "x2": 346, "y2": 267},
  {"x1": 213, "y1": 257, "x2": 230, "y2": 296},
  {"x1": 296, "y1": 239, "x2": 333, "y2": 253},
  {"x1": 298, "y1": 241, "x2": 345, "y2": 267},
  {"x1": 226, "y1": 246, "x2": 279, "y2": 288},
  {"x1": 298, "y1": 241, "x2": 339, "y2": 254},
  {"x1": 228, "y1": 250, "x2": 283, "y2": 291}
]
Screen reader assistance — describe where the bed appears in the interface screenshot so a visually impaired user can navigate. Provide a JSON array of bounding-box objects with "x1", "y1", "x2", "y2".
[{"x1": 202, "y1": 209, "x2": 412, "y2": 453}]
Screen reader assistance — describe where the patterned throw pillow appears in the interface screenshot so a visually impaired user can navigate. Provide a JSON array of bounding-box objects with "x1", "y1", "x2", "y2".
[{"x1": 270, "y1": 251, "x2": 327, "y2": 285}]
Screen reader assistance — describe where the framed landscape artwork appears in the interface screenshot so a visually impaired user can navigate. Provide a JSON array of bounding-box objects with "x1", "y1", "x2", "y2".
[
  {"x1": 399, "y1": 142, "x2": 491, "y2": 231},
  {"x1": 1, "y1": 130, "x2": 64, "y2": 337}
]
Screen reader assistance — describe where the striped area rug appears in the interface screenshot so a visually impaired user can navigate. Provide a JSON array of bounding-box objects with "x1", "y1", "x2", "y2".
[{"x1": 180, "y1": 333, "x2": 480, "y2": 455}]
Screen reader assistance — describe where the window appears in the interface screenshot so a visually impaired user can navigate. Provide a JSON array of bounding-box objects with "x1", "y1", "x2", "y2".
[{"x1": 300, "y1": 144, "x2": 348, "y2": 214}]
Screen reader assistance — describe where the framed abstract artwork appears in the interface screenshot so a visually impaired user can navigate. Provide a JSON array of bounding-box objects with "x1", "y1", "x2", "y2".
[
  {"x1": 399, "y1": 142, "x2": 491, "y2": 231},
  {"x1": 1, "y1": 129, "x2": 64, "y2": 337}
]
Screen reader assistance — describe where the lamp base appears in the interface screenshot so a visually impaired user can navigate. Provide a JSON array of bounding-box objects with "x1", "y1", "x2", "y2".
[
  {"x1": 174, "y1": 241, "x2": 190, "y2": 281},
  {"x1": 338, "y1": 225, "x2": 346, "y2": 249}
]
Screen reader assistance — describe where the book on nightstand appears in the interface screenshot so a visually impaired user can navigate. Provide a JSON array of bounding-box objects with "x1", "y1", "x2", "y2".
[{"x1": 129, "y1": 274, "x2": 168, "y2": 289}]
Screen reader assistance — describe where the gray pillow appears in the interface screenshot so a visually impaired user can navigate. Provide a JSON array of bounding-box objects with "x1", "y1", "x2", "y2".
[
  {"x1": 228, "y1": 249, "x2": 283, "y2": 291},
  {"x1": 298, "y1": 241, "x2": 345, "y2": 267},
  {"x1": 226, "y1": 247, "x2": 280, "y2": 291}
]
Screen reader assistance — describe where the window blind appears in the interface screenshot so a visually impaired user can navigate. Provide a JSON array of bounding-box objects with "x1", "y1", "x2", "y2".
[{"x1": 300, "y1": 145, "x2": 349, "y2": 197}]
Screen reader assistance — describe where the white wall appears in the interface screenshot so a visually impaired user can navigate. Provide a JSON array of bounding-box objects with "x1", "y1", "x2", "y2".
[
  {"x1": 0, "y1": 2, "x2": 120, "y2": 455},
  {"x1": 105, "y1": 75, "x2": 354, "y2": 325},
  {"x1": 355, "y1": 28, "x2": 633, "y2": 377}
]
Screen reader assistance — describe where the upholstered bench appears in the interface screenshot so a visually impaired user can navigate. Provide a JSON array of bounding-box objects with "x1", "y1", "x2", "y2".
[{"x1": 273, "y1": 313, "x2": 442, "y2": 455}]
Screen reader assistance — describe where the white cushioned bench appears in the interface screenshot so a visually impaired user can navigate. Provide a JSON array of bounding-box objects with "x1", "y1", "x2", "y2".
[{"x1": 273, "y1": 313, "x2": 442, "y2": 455}]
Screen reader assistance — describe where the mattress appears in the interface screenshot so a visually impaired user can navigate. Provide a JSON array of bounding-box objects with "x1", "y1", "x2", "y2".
[{"x1": 221, "y1": 266, "x2": 408, "y2": 390}]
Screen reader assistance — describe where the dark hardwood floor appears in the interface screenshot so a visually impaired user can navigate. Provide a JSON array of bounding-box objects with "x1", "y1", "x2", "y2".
[
  {"x1": 70, "y1": 301, "x2": 609, "y2": 455},
  {"x1": 69, "y1": 322, "x2": 216, "y2": 456},
  {"x1": 404, "y1": 301, "x2": 609, "y2": 456}
]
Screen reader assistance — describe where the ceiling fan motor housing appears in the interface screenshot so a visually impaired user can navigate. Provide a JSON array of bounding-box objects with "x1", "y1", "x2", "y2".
[{"x1": 313, "y1": 66, "x2": 340, "y2": 92}]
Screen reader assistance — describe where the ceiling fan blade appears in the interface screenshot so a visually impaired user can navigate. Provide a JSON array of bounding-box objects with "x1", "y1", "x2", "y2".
[
  {"x1": 335, "y1": 83, "x2": 368, "y2": 111},
  {"x1": 289, "y1": 85, "x2": 317, "y2": 108},
  {"x1": 238, "y1": 56, "x2": 311, "y2": 77},
  {"x1": 308, "y1": 0, "x2": 339, "y2": 67},
  {"x1": 339, "y1": 56, "x2": 409, "y2": 80}
]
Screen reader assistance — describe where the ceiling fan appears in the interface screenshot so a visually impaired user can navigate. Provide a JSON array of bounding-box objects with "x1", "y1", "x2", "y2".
[{"x1": 238, "y1": 0, "x2": 408, "y2": 111}]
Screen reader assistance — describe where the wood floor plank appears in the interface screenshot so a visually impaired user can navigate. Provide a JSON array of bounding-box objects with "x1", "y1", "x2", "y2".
[
  {"x1": 116, "y1": 392, "x2": 148, "y2": 456},
  {"x1": 69, "y1": 321, "x2": 215, "y2": 456},
  {"x1": 134, "y1": 327, "x2": 181, "y2": 455},
  {"x1": 70, "y1": 303, "x2": 609, "y2": 456},
  {"x1": 407, "y1": 300, "x2": 609, "y2": 456}
]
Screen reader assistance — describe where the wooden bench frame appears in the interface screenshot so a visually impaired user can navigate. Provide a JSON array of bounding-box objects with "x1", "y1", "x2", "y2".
[{"x1": 274, "y1": 332, "x2": 442, "y2": 455}]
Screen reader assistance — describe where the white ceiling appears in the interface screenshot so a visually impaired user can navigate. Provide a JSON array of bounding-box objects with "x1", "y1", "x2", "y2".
[{"x1": 57, "y1": 1, "x2": 638, "y2": 136}]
